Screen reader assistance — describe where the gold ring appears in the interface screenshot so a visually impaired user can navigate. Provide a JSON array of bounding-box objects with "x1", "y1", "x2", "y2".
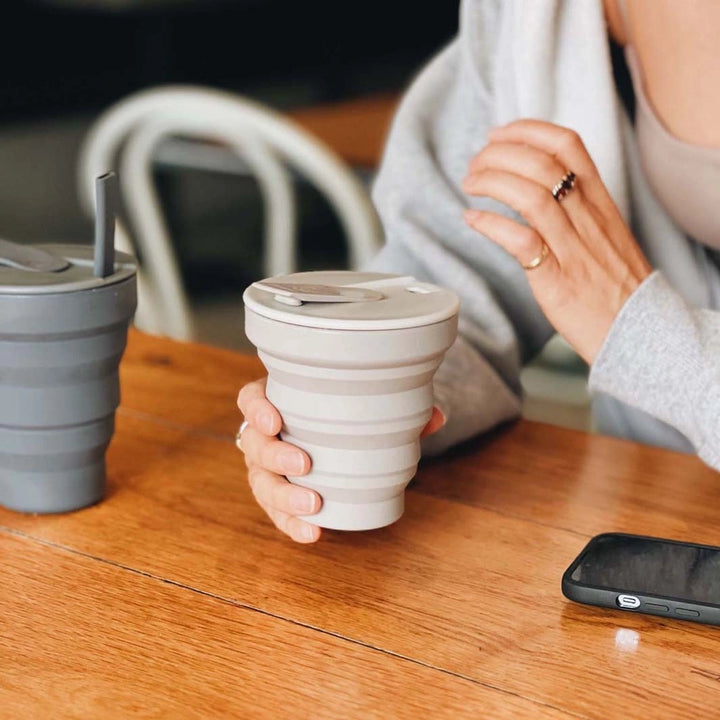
[{"x1": 522, "y1": 242, "x2": 549, "y2": 271}]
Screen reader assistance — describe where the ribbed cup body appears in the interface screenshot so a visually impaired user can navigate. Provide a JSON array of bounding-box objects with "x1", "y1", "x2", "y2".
[
  {"x1": 245, "y1": 309, "x2": 458, "y2": 530},
  {"x1": 0, "y1": 277, "x2": 137, "y2": 513}
]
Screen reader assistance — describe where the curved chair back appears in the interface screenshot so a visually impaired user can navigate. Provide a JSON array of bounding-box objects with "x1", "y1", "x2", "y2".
[{"x1": 78, "y1": 86, "x2": 383, "y2": 339}]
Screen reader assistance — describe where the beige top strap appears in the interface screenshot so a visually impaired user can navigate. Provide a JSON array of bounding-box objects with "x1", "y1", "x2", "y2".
[{"x1": 616, "y1": 0, "x2": 631, "y2": 41}]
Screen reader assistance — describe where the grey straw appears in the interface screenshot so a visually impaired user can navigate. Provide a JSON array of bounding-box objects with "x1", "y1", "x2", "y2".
[{"x1": 94, "y1": 172, "x2": 117, "y2": 279}]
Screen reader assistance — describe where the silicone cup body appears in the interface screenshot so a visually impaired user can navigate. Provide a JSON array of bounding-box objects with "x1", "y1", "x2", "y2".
[
  {"x1": 0, "y1": 276, "x2": 137, "y2": 513},
  {"x1": 245, "y1": 308, "x2": 458, "y2": 530}
]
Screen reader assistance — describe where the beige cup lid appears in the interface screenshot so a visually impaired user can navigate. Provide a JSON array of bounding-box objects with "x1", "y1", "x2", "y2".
[{"x1": 243, "y1": 271, "x2": 460, "y2": 330}]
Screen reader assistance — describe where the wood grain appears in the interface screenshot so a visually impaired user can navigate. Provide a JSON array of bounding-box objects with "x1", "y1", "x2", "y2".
[
  {"x1": 2, "y1": 331, "x2": 720, "y2": 719},
  {"x1": 0, "y1": 533, "x2": 567, "y2": 719},
  {"x1": 117, "y1": 329, "x2": 260, "y2": 438}
]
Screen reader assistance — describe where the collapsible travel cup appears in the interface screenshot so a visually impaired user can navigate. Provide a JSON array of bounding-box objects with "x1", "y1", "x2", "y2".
[
  {"x1": 0, "y1": 175, "x2": 137, "y2": 513},
  {"x1": 243, "y1": 271, "x2": 459, "y2": 530}
]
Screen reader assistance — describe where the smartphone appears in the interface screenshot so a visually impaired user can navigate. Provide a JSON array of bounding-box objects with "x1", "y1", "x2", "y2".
[{"x1": 562, "y1": 532, "x2": 720, "y2": 625}]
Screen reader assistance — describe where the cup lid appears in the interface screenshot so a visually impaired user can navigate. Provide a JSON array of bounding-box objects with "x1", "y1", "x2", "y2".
[
  {"x1": 243, "y1": 271, "x2": 460, "y2": 330},
  {"x1": 0, "y1": 243, "x2": 136, "y2": 295}
]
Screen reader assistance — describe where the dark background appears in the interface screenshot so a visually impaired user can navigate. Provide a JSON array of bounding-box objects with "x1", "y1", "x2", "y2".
[{"x1": 4, "y1": 1, "x2": 458, "y2": 121}]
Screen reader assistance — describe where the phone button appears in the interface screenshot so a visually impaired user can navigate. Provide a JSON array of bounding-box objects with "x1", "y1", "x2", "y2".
[
  {"x1": 644, "y1": 602, "x2": 669, "y2": 612},
  {"x1": 617, "y1": 594, "x2": 641, "y2": 609},
  {"x1": 675, "y1": 608, "x2": 700, "y2": 617}
]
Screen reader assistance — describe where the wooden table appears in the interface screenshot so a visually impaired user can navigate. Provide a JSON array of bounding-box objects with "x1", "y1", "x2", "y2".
[{"x1": 2, "y1": 331, "x2": 719, "y2": 718}]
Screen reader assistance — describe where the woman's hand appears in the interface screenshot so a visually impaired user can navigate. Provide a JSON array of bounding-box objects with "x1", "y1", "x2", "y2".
[
  {"x1": 237, "y1": 377, "x2": 446, "y2": 543},
  {"x1": 462, "y1": 119, "x2": 652, "y2": 364},
  {"x1": 237, "y1": 378, "x2": 320, "y2": 543}
]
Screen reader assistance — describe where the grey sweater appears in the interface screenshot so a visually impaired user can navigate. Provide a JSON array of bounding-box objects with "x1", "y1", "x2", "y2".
[{"x1": 367, "y1": 0, "x2": 720, "y2": 469}]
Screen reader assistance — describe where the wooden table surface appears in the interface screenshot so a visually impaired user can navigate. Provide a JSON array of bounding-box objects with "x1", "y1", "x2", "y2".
[{"x1": 2, "y1": 330, "x2": 720, "y2": 719}]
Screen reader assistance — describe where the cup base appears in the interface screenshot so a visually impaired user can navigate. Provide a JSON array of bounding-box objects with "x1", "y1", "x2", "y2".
[
  {"x1": 0, "y1": 462, "x2": 105, "y2": 514},
  {"x1": 303, "y1": 494, "x2": 404, "y2": 531}
]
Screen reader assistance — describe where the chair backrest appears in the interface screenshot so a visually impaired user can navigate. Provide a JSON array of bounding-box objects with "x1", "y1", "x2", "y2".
[
  {"x1": 78, "y1": 85, "x2": 384, "y2": 340},
  {"x1": 120, "y1": 116, "x2": 296, "y2": 340}
]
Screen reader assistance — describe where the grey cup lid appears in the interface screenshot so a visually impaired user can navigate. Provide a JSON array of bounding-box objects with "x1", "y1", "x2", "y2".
[
  {"x1": 243, "y1": 271, "x2": 460, "y2": 330},
  {"x1": 0, "y1": 243, "x2": 136, "y2": 295}
]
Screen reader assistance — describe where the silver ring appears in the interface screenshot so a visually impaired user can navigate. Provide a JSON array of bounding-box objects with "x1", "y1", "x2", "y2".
[
  {"x1": 236, "y1": 420, "x2": 249, "y2": 450},
  {"x1": 552, "y1": 171, "x2": 576, "y2": 201}
]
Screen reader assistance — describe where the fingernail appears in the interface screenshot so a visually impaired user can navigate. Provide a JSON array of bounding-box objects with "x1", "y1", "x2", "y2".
[
  {"x1": 438, "y1": 408, "x2": 447, "y2": 427},
  {"x1": 464, "y1": 209, "x2": 483, "y2": 224},
  {"x1": 279, "y1": 450, "x2": 305, "y2": 475},
  {"x1": 300, "y1": 523, "x2": 317, "y2": 541},
  {"x1": 291, "y1": 490, "x2": 316, "y2": 514},
  {"x1": 258, "y1": 410, "x2": 274, "y2": 434}
]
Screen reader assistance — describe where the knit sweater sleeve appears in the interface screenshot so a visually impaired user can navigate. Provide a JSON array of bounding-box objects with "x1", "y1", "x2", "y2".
[{"x1": 590, "y1": 271, "x2": 720, "y2": 470}]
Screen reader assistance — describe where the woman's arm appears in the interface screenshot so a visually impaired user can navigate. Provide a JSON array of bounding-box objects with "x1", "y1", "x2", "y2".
[
  {"x1": 590, "y1": 272, "x2": 720, "y2": 469},
  {"x1": 462, "y1": 117, "x2": 719, "y2": 471},
  {"x1": 368, "y1": 4, "x2": 557, "y2": 455}
]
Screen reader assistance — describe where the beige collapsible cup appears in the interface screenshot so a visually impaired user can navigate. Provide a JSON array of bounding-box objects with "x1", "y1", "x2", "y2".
[{"x1": 243, "y1": 271, "x2": 459, "y2": 531}]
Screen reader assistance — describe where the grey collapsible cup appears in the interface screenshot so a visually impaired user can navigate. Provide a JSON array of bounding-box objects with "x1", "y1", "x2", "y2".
[
  {"x1": 243, "y1": 271, "x2": 459, "y2": 531},
  {"x1": 0, "y1": 242, "x2": 137, "y2": 513}
]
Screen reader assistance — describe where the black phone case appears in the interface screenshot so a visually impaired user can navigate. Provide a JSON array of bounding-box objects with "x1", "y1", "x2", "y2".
[{"x1": 562, "y1": 532, "x2": 720, "y2": 626}]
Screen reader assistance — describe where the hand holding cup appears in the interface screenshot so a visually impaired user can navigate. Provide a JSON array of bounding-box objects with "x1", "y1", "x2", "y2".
[{"x1": 237, "y1": 376, "x2": 447, "y2": 543}]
